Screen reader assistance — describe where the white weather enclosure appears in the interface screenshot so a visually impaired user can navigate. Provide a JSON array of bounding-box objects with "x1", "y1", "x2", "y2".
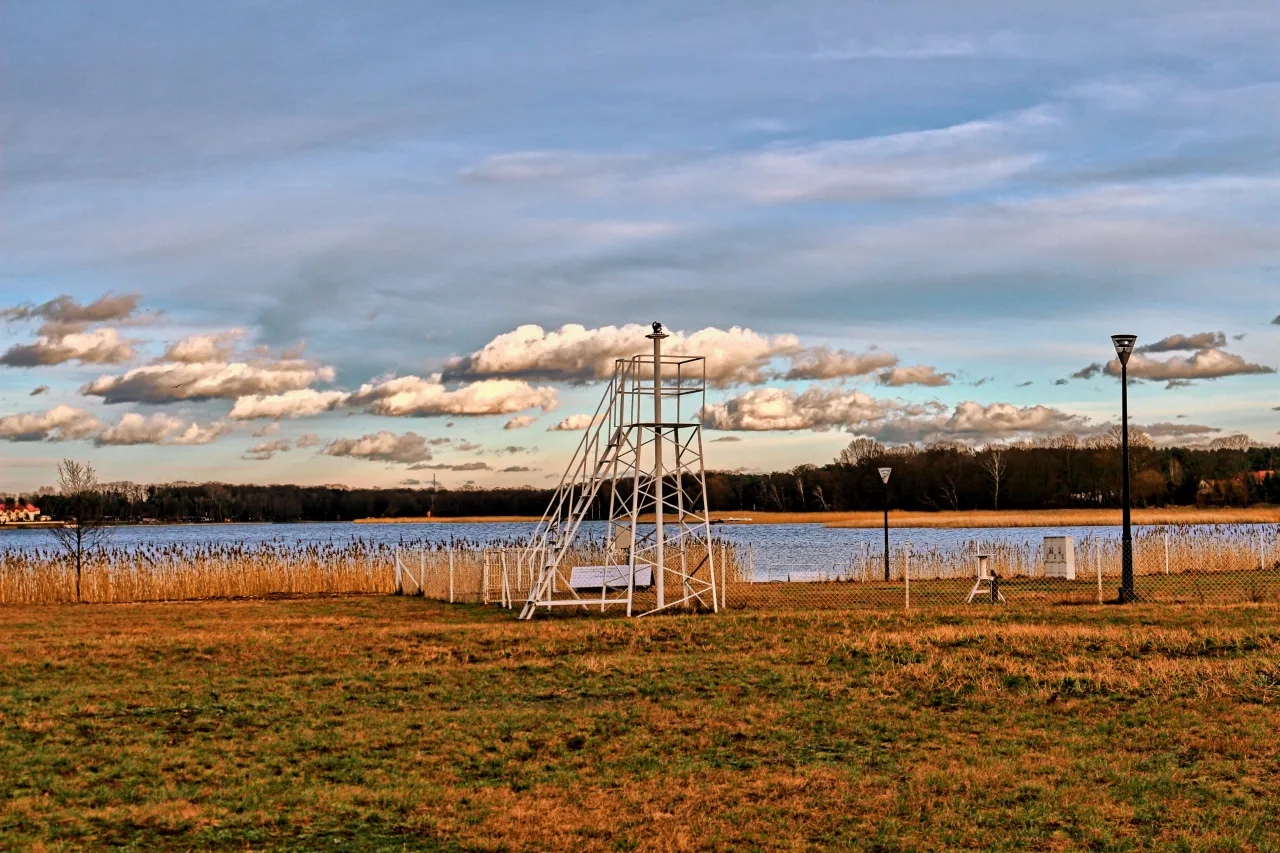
[{"x1": 520, "y1": 323, "x2": 719, "y2": 619}]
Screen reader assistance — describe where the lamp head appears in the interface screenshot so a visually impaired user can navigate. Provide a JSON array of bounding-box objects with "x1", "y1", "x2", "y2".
[
  {"x1": 1111, "y1": 334, "x2": 1138, "y2": 366},
  {"x1": 878, "y1": 467, "x2": 892, "y2": 484}
]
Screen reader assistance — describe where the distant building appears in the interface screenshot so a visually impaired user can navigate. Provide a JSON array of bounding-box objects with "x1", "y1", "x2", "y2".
[{"x1": 0, "y1": 503, "x2": 41, "y2": 524}]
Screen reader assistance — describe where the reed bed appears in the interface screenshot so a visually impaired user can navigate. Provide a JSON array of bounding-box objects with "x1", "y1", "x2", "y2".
[
  {"x1": 5, "y1": 525, "x2": 1277, "y2": 608},
  {"x1": 0, "y1": 539, "x2": 511, "y2": 605}
]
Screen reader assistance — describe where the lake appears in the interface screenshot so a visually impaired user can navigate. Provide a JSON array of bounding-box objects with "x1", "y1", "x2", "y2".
[{"x1": 4, "y1": 520, "x2": 1276, "y2": 574}]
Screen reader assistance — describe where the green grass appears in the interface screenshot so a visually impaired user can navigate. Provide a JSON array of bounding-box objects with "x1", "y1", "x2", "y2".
[{"x1": 3, "y1": 597, "x2": 1280, "y2": 851}]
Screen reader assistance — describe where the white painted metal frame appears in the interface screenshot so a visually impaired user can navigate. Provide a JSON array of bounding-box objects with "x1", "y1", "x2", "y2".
[{"x1": 520, "y1": 326, "x2": 718, "y2": 619}]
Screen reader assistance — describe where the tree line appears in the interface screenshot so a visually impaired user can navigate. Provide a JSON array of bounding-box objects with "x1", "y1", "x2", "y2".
[{"x1": 9, "y1": 438, "x2": 1279, "y2": 525}]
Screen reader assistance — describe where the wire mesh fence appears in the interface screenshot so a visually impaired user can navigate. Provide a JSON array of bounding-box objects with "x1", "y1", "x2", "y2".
[
  {"x1": 3, "y1": 523, "x2": 1276, "y2": 609},
  {"x1": 723, "y1": 524, "x2": 1280, "y2": 609}
]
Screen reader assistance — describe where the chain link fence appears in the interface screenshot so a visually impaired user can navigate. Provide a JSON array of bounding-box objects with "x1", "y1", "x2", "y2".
[{"x1": 396, "y1": 524, "x2": 1280, "y2": 613}]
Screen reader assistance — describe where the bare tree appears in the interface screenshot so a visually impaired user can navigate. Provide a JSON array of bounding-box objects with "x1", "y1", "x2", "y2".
[
  {"x1": 49, "y1": 460, "x2": 112, "y2": 602},
  {"x1": 981, "y1": 448, "x2": 1007, "y2": 510},
  {"x1": 836, "y1": 437, "x2": 883, "y2": 467}
]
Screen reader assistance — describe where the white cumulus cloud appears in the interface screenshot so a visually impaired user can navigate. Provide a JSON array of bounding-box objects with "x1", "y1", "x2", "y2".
[
  {"x1": 347, "y1": 374, "x2": 558, "y2": 417},
  {"x1": 83, "y1": 359, "x2": 336, "y2": 404},
  {"x1": 444, "y1": 323, "x2": 800, "y2": 387},
  {"x1": 0, "y1": 405, "x2": 103, "y2": 442}
]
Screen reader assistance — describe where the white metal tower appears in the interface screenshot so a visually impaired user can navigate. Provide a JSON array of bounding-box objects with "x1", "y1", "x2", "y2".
[{"x1": 519, "y1": 322, "x2": 718, "y2": 619}]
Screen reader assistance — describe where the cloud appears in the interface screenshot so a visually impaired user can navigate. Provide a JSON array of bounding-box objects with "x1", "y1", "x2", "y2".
[
  {"x1": 1016, "y1": 381, "x2": 1033, "y2": 388},
  {"x1": 501, "y1": 465, "x2": 534, "y2": 473},
  {"x1": 229, "y1": 389, "x2": 349, "y2": 420},
  {"x1": 700, "y1": 386, "x2": 896, "y2": 431},
  {"x1": 407, "y1": 461, "x2": 492, "y2": 472},
  {"x1": 1272, "y1": 315, "x2": 1280, "y2": 325},
  {"x1": 651, "y1": 108, "x2": 1052, "y2": 204},
  {"x1": 30, "y1": 385, "x2": 48, "y2": 396},
  {"x1": 1140, "y1": 422, "x2": 1221, "y2": 438},
  {"x1": 710, "y1": 436, "x2": 742, "y2": 442},
  {"x1": 1071, "y1": 363, "x2": 1103, "y2": 380},
  {"x1": 468, "y1": 107, "x2": 1052, "y2": 205},
  {"x1": 322, "y1": 431, "x2": 432, "y2": 465},
  {"x1": 0, "y1": 327, "x2": 137, "y2": 367},
  {"x1": 242, "y1": 439, "x2": 294, "y2": 461},
  {"x1": 444, "y1": 323, "x2": 800, "y2": 387},
  {"x1": 95, "y1": 413, "x2": 187, "y2": 446},
  {"x1": 251, "y1": 422, "x2": 280, "y2": 437},
  {"x1": 783, "y1": 347, "x2": 898, "y2": 380},
  {"x1": 399, "y1": 479, "x2": 421, "y2": 486},
  {"x1": 0, "y1": 405, "x2": 103, "y2": 442},
  {"x1": 295, "y1": 433, "x2": 321, "y2": 449},
  {"x1": 877, "y1": 365, "x2": 953, "y2": 387},
  {"x1": 1136, "y1": 332, "x2": 1227, "y2": 353},
  {"x1": 83, "y1": 359, "x2": 336, "y2": 404},
  {"x1": 1109, "y1": 349, "x2": 1276, "y2": 385},
  {"x1": 547, "y1": 414, "x2": 596, "y2": 431},
  {"x1": 866, "y1": 401, "x2": 1095, "y2": 444},
  {"x1": 167, "y1": 421, "x2": 233, "y2": 446},
  {"x1": 162, "y1": 330, "x2": 245, "y2": 363},
  {"x1": 491, "y1": 445, "x2": 534, "y2": 455},
  {"x1": 504, "y1": 415, "x2": 536, "y2": 430},
  {"x1": 1054, "y1": 379, "x2": 1069, "y2": 386},
  {"x1": 1, "y1": 293, "x2": 142, "y2": 337},
  {"x1": 702, "y1": 387, "x2": 1095, "y2": 445},
  {"x1": 347, "y1": 374, "x2": 558, "y2": 417}
]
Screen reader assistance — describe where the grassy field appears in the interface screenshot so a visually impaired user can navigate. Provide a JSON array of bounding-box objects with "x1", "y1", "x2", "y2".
[
  {"x1": 4, "y1": 598, "x2": 1280, "y2": 851},
  {"x1": 358, "y1": 506, "x2": 1280, "y2": 528}
]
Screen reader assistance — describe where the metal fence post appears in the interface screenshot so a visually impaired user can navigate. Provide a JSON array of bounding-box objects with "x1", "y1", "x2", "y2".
[
  {"x1": 904, "y1": 541, "x2": 911, "y2": 610},
  {"x1": 1095, "y1": 538, "x2": 1102, "y2": 604},
  {"x1": 1164, "y1": 528, "x2": 1170, "y2": 575},
  {"x1": 482, "y1": 550, "x2": 490, "y2": 604},
  {"x1": 449, "y1": 547, "x2": 455, "y2": 603}
]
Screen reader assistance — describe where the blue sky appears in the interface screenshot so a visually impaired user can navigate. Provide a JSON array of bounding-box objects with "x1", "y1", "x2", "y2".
[{"x1": 2, "y1": 1, "x2": 1278, "y2": 492}]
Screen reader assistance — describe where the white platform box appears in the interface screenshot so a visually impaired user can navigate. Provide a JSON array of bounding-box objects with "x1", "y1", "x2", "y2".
[
  {"x1": 568, "y1": 564, "x2": 654, "y2": 590},
  {"x1": 1044, "y1": 536, "x2": 1077, "y2": 580}
]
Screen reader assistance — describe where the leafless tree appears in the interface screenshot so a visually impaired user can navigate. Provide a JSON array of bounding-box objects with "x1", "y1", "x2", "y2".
[
  {"x1": 981, "y1": 448, "x2": 1007, "y2": 510},
  {"x1": 836, "y1": 437, "x2": 883, "y2": 467},
  {"x1": 49, "y1": 460, "x2": 112, "y2": 602}
]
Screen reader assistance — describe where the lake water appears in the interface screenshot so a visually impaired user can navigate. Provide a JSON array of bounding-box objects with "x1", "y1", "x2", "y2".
[{"x1": 4, "y1": 520, "x2": 1276, "y2": 573}]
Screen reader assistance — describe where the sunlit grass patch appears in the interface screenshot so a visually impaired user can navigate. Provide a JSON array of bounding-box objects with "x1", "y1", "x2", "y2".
[{"x1": 2, "y1": 598, "x2": 1280, "y2": 850}]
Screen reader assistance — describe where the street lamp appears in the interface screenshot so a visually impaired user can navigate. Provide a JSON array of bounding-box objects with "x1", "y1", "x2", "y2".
[
  {"x1": 1111, "y1": 334, "x2": 1138, "y2": 603},
  {"x1": 879, "y1": 467, "x2": 892, "y2": 582}
]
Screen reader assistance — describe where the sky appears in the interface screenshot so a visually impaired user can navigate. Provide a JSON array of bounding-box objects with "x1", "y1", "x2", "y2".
[{"x1": 2, "y1": 1, "x2": 1279, "y2": 493}]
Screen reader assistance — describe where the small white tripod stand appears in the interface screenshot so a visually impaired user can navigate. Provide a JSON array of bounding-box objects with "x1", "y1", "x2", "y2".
[{"x1": 967, "y1": 554, "x2": 1006, "y2": 604}]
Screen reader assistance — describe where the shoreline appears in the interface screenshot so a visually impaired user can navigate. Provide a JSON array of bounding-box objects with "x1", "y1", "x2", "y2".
[{"x1": 354, "y1": 507, "x2": 1280, "y2": 529}]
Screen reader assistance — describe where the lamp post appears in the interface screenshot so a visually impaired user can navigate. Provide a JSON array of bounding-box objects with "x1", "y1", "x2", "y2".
[
  {"x1": 1111, "y1": 334, "x2": 1137, "y2": 603},
  {"x1": 879, "y1": 467, "x2": 892, "y2": 582}
]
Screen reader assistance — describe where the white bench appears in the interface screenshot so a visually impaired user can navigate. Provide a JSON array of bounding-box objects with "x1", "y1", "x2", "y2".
[{"x1": 568, "y1": 565, "x2": 653, "y2": 590}]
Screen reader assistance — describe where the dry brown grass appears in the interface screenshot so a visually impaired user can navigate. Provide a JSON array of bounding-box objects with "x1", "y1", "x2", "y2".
[{"x1": 3, "y1": 597, "x2": 1280, "y2": 850}]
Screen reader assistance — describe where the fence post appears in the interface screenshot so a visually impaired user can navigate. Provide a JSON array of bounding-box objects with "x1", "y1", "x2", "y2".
[
  {"x1": 1095, "y1": 539, "x2": 1102, "y2": 604},
  {"x1": 449, "y1": 547, "x2": 455, "y2": 603},
  {"x1": 482, "y1": 550, "x2": 490, "y2": 605},
  {"x1": 419, "y1": 546, "x2": 426, "y2": 597},
  {"x1": 1164, "y1": 528, "x2": 1170, "y2": 575},
  {"x1": 720, "y1": 541, "x2": 728, "y2": 610},
  {"x1": 904, "y1": 541, "x2": 911, "y2": 610},
  {"x1": 394, "y1": 550, "x2": 402, "y2": 595},
  {"x1": 748, "y1": 543, "x2": 755, "y2": 581}
]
